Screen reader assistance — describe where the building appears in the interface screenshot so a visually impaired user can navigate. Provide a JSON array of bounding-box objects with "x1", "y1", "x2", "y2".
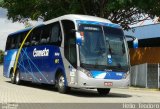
[
  {"x1": 125, "y1": 23, "x2": 160, "y2": 88},
  {"x1": 125, "y1": 23, "x2": 160, "y2": 65}
]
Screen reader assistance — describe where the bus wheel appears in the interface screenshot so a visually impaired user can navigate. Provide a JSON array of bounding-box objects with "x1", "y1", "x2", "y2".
[
  {"x1": 97, "y1": 88, "x2": 110, "y2": 96},
  {"x1": 11, "y1": 72, "x2": 16, "y2": 84},
  {"x1": 57, "y1": 73, "x2": 69, "y2": 93},
  {"x1": 15, "y1": 70, "x2": 21, "y2": 85}
]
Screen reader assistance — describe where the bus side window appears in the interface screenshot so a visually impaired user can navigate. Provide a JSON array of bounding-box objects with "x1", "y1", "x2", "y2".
[
  {"x1": 62, "y1": 20, "x2": 77, "y2": 68},
  {"x1": 40, "y1": 25, "x2": 51, "y2": 45},
  {"x1": 10, "y1": 36, "x2": 15, "y2": 49},
  {"x1": 15, "y1": 34, "x2": 21, "y2": 48},
  {"x1": 18, "y1": 33, "x2": 25, "y2": 48},
  {"x1": 31, "y1": 27, "x2": 42, "y2": 46},
  {"x1": 5, "y1": 36, "x2": 11, "y2": 50},
  {"x1": 50, "y1": 22, "x2": 62, "y2": 46},
  {"x1": 11, "y1": 35, "x2": 19, "y2": 49},
  {"x1": 24, "y1": 31, "x2": 31, "y2": 47},
  {"x1": 6, "y1": 34, "x2": 22, "y2": 50}
]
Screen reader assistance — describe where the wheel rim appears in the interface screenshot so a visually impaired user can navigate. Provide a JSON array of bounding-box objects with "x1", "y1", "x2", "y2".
[
  {"x1": 58, "y1": 75, "x2": 65, "y2": 88},
  {"x1": 16, "y1": 72, "x2": 19, "y2": 83}
]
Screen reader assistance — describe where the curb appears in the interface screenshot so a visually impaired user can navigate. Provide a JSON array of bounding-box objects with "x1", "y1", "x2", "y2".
[{"x1": 129, "y1": 87, "x2": 159, "y2": 91}]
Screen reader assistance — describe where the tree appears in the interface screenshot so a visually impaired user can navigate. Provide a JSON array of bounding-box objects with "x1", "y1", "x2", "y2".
[{"x1": 1, "y1": 0, "x2": 160, "y2": 30}]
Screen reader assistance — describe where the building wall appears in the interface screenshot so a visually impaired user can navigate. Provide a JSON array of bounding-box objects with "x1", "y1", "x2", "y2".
[
  {"x1": 130, "y1": 47, "x2": 160, "y2": 65},
  {"x1": 125, "y1": 23, "x2": 160, "y2": 39}
]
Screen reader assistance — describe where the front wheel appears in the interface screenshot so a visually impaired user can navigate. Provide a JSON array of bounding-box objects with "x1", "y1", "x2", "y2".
[
  {"x1": 97, "y1": 88, "x2": 110, "y2": 96},
  {"x1": 57, "y1": 73, "x2": 70, "y2": 93}
]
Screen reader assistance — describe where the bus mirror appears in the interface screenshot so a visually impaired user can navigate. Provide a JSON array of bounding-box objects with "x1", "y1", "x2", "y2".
[
  {"x1": 133, "y1": 38, "x2": 138, "y2": 49},
  {"x1": 70, "y1": 29, "x2": 78, "y2": 33},
  {"x1": 125, "y1": 35, "x2": 138, "y2": 49}
]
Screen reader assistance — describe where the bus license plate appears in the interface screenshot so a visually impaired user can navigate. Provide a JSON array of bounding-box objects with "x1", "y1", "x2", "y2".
[{"x1": 104, "y1": 82, "x2": 113, "y2": 86}]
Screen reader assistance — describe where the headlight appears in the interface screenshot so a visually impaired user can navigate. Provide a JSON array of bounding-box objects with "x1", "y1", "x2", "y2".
[
  {"x1": 78, "y1": 67, "x2": 92, "y2": 78},
  {"x1": 123, "y1": 72, "x2": 129, "y2": 79}
]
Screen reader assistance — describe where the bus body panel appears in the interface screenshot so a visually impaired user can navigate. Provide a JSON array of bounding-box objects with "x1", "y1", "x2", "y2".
[
  {"x1": 17, "y1": 45, "x2": 66, "y2": 84},
  {"x1": 66, "y1": 69, "x2": 129, "y2": 88},
  {"x1": 77, "y1": 70, "x2": 130, "y2": 88},
  {"x1": 3, "y1": 49, "x2": 18, "y2": 78}
]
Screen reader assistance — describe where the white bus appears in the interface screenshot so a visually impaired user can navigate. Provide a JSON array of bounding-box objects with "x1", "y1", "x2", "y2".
[{"x1": 4, "y1": 14, "x2": 137, "y2": 95}]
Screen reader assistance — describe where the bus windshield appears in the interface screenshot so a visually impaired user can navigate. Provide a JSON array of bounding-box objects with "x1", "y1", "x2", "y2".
[{"x1": 78, "y1": 24, "x2": 128, "y2": 71}]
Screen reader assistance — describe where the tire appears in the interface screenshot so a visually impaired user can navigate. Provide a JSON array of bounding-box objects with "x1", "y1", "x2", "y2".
[
  {"x1": 15, "y1": 70, "x2": 22, "y2": 85},
  {"x1": 97, "y1": 88, "x2": 110, "y2": 96},
  {"x1": 11, "y1": 71, "x2": 16, "y2": 84},
  {"x1": 57, "y1": 73, "x2": 69, "y2": 93}
]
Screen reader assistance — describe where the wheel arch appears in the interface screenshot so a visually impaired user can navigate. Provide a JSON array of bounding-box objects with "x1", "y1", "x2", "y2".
[
  {"x1": 9, "y1": 67, "x2": 20, "y2": 78},
  {"x1": 9, "y1": 67, "x2": 14, "y2": 78},
  {"x1": 54, "y1": 68, "x2": 68, "y2": 86}
]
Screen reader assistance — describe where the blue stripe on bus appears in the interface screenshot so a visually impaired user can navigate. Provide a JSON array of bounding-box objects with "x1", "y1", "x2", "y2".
[
  {"x1": 3, "y1": 45, "x2": 67, "y2": 85},
  {"x1": 90, "y1": 71, "x2": 125, "y2": 80},
  {"x1": 16, "y1": 45, "x2": 66, "y2": 84},
  {"x1": 76, "y1": 20, "x2": 121, "y2": 28}
]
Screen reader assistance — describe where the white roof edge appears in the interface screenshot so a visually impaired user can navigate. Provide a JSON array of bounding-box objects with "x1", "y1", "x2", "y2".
[
  {"x1": 10, "y1": 14, "x2": 119, "y2": 36},
  {"x1": 44, "y1": 14, "x2": 113, "y2": 25}
]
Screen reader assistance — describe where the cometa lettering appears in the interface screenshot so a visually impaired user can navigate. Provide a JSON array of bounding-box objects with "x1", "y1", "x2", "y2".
[{"x1": 33, "y1": 48, "x2": 49, "y2": 57}]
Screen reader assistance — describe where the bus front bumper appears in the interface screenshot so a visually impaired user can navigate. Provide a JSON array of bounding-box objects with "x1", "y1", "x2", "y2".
[{"x1": 75, "y1": 71, "x2": 130, "y2": 89}]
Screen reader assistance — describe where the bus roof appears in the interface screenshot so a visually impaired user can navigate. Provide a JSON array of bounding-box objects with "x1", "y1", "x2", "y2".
[
  {"x1": 9, "y1": 14, "x2": 120, "y2": 36},
  {"x1": 45, "y1": 14, "x2": 113, "y2": 24}
]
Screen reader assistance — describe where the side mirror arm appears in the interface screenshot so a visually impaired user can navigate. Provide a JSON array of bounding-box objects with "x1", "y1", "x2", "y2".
[{"x1": 125, "y1": 35, "x2": 138, "y2": 49}]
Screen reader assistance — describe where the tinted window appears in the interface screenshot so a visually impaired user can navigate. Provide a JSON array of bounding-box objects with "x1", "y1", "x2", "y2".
[
  {"x1": 11, "y1": 35, "x2": 17, "y2": 49},
  {"x1": 24, "y1": 31, "x2": 31, "y2": 47},
  {"x1": 18, "y1": 33, "x2": 25, "y2": 48},
  {"x1": 5, "y1": 36, "x2": 11, "y2": 50},
  {"x1": 40, "y1": 25, "x2": 51, "y2": 45},
  {"x1": 31, "y1": 27, "x2": 42, "y2": 46},
  {"x1": 6, "y1": 34, "x2": 21, "y2": 50},
  {"x1": 50, "y1": 22, "x2": 62, "y2": 46}
]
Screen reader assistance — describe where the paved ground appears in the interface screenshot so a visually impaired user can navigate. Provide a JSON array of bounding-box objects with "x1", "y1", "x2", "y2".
[{"x1": 0, "y1": 65, "x2": 160, "y2": 103}]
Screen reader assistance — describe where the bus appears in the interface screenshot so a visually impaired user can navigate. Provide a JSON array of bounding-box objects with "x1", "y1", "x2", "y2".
[{"x1": 3, "y1": 14, "x2": 137, "y2": 95}]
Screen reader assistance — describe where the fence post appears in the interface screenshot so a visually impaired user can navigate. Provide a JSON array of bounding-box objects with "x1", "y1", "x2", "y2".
[
  {"x1": 146, "y1": 63, "x2": 148, "y2": 88},
  {"x1": 158, "y1": 63, "x2": 160, "y2": 89},
  {"x1": 135, "y1": 65, "x2": 137, "y2": 86}
]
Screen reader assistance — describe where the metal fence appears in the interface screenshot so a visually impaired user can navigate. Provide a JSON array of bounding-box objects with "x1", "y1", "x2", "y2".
[{"x1": 130, "y1": 63, "x2": 160, "y2": 88}]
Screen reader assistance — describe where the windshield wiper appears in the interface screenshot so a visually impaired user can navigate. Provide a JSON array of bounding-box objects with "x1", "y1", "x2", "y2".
[
  {"x1": 107, "y1": 40, "x2": 112, "y2": 54},
  {"x1": 102, "y1": 26, "x2": 112, "y2": 55},
  {"x1": 81, "y1": 63, "x2": 98, "y2": 70}
]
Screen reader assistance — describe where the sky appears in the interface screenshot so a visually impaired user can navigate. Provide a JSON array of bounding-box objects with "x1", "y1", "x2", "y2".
[
  {"x1": 0, "y1": 8, "x2": 24, "y2": 50},
  {"x1": 0, "y1": 7, "x2": 157, "y2": 50},
  {"x1": 0, "y1": 7, "x2": 42, "y2": 50}
]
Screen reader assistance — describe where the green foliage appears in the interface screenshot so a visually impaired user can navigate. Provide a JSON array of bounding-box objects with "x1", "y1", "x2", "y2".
[
  {"x1": 1, "y1": 0, "x2": 160, "y2": 29},
  {"x1": 0, "y1": 0, "x2": 3, "y2": 6}
]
